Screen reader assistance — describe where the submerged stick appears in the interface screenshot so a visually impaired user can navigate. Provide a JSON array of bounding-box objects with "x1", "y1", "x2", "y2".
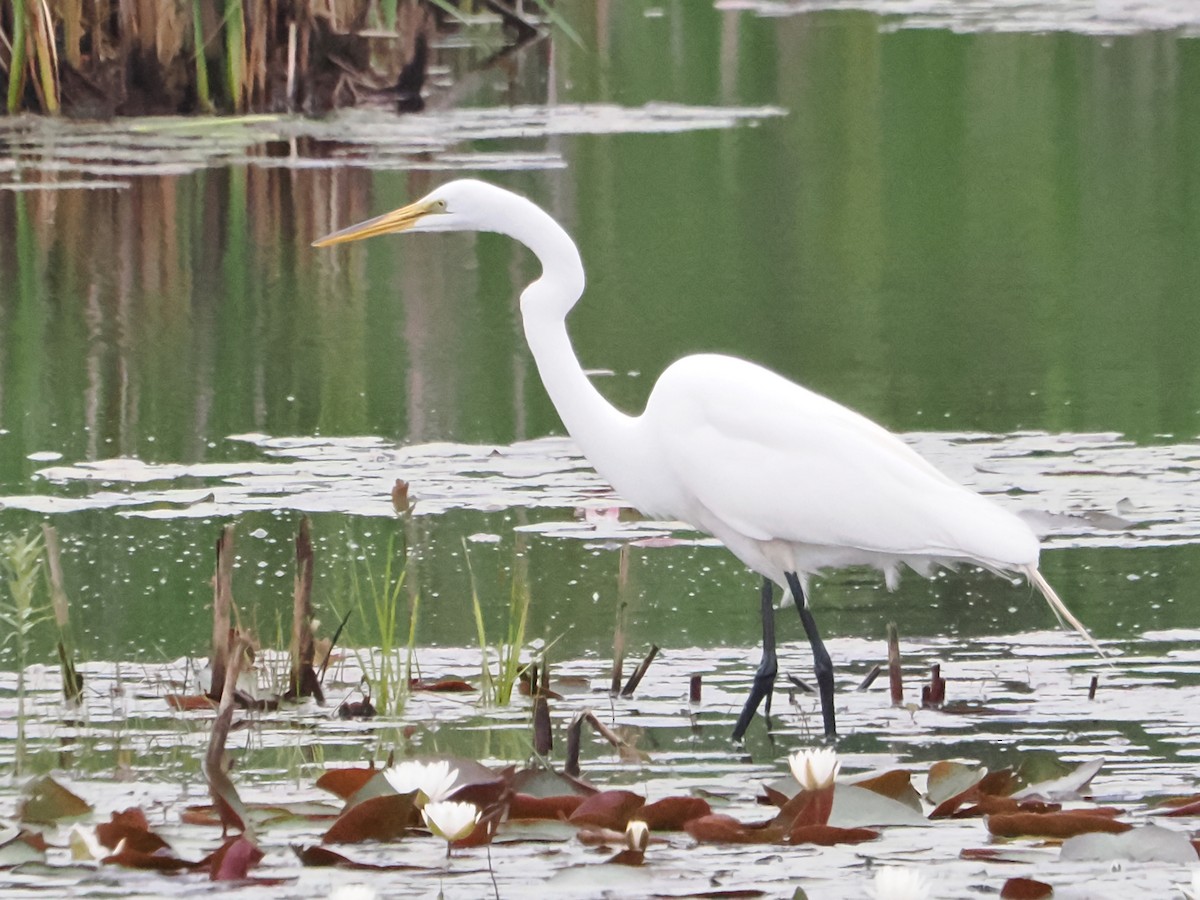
[
  {"x1": 565, "y1": 709, "x2": 637, "y2": 777},
  {"x1": 855, "y1": 664, "x2": 882, "y2": 692},
  {"x1": 887, "y1": 622, "x2": 903, "y2": 706},
  {"x1": 41, "y1": 525, "x2": 82, "y2": 703},
  {"x1": 621, "y1": 644, "x2": 659, "y2": 698}
]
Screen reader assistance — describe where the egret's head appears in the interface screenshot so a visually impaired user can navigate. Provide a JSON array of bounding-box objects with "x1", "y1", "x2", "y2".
[{"x1": 312, "y1": 179, "x2": 513, "y2": 247}]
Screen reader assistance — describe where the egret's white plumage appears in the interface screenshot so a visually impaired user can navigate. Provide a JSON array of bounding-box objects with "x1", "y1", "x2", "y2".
[{"x1": 314, "y1": 178, "x2": 1098, "y2": 738}]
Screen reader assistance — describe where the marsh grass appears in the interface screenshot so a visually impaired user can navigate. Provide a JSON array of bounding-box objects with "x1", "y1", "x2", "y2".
[
  {"x1": 0, "y1": 529, "x2": 49, "y2": 775},
  {"x1": 464, "y1": 540, "x2": 532, "y2": 707},
  {"x1": 0, "y1": 0, "x2": 569, "y2": 116},
  {"x1": 341, "y1": 532, "x2": 416, "y2": 717}
]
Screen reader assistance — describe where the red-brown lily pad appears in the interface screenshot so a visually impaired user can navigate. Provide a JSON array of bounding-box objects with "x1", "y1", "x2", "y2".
[
  {"x1": 293, "y1": 844, "x2": 431, "y2": 870},
  {"x1": 568, "y1": 790, "x2": 646, "y2": 831},
  {"x1": 1001, "y1": 876, "x2": 1054, "y2": 899},
  {"x1": 786, "y1": 824, "x2": 879, "y2": 846},
  {"x1": 104, "y1": 846, "x2": 198, "y2": 872},
  {"x1": 316, "y1": 767, "x2": 378, "y2": 801},
  {"x1": 509, "y1": 793, "x2": 586, "y2": 820},
  {"x1": 852, "y1": 769, "x2": 921, "y2": 809},
  {"x1": 639, "y1": 796, "x2": 712, "y2": 831},
  {"x1": 684, "y1": 814, "x2": 781, "y2": 845},
  {"x1": 987, "y1": 811, "x2": 1130, "y2": 839},
  {"x1": 410, "y1": 678, "x2": 474, "y2": 692},
  {"x1": 323, "y1": 793, "x2": 417, "y2": 844},
  {"x1": 96, "y1": 808, "x2": 171, "y2": 855}
]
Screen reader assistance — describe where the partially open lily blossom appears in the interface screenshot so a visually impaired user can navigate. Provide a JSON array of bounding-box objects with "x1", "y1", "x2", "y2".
[
  {"x1": 423, "y1": 800, "x2": 482, "y2": 843},
  {"x1": 867, "y1": 866, "x2": 932, "y2": 900},
  {"x1": 788, "y1": 747, "x2": 841, "y2": 791},
  {"x1": 626, "y1": 819, "x2": 650, "y2": 852},
  {"x1": 383, "y1": 760, "x2": 459, "y2": 805}
]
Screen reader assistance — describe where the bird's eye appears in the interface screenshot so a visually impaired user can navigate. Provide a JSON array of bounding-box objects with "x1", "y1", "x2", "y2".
[{"x1": 432, "y1": 199, "x2": 448, "y2": 212}]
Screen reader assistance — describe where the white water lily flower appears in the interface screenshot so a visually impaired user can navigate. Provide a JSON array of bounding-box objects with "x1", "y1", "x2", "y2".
[
  {"x1": 788, "y1": 747, "x2": 841, "y2": 791},
  {"x1": 422, "y1": 800, "x2": 481, "y2": 843},
  {"x1": 1184, "y1": 868, "x2": 1200, "y2": 900},
  {"x1": 383, "y1": 759, "x2": 459, "y2": 805},
  {"x1": 329, "y1": 886, "x2": 379, "y2": 900},
  {"x1": 867, "y1": 866, "x2": 931, "y2": 900}
]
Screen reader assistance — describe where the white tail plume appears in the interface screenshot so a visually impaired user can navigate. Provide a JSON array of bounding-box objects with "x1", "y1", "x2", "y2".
[{"x1": 1024, "y1": 565, "x2": 1107, "y2": 660}]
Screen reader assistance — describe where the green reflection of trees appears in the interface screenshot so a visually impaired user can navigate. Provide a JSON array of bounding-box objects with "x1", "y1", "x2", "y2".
[{"x1": 1, "y1": 8, "x2": 1198, "y2": 659}]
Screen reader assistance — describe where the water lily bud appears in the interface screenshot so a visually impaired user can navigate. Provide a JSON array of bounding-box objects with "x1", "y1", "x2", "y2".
[
  {"x1": 68, "y1": 824, "x2": 104, "y2": 862},
  {"x1": 787, "y1": 747, "x2": 841, "y2": 791},
  {"x1": 625, "y1": 819, "x2": 649, "y2": 852}
]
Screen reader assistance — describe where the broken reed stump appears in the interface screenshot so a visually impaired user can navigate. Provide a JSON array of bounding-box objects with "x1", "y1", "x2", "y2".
[
  {"x1": 41, "y1": 524, "x2": 83, "y2": 704},
  {"x1": 209, "y1": 525, "x2": 237, "y2": 700},
  {"x1": 610, "y1": 545, "x2": 632, "y2": 695},
  {"x1": 287, "y1": 517, "x2": 323, "y2": 702},
  {"x1": 921, "y1": 663, "x2": 947, "y2": 709},
  {"x1": 887, "y1": 622, "x2": 903, "y2": 706},
  {"x1": 532, "y1": 658, "x2": 552, "y2": 756}
]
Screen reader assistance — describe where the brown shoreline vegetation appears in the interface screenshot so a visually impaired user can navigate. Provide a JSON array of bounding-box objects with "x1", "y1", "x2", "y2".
[{"x1": 0, "y1": 0, "x2": 545, "y2": 118}]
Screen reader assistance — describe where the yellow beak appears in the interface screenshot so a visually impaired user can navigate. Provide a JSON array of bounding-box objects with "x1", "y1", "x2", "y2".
[{"x1": 311, "y1": 198, "x2": 440, "y2": 248}]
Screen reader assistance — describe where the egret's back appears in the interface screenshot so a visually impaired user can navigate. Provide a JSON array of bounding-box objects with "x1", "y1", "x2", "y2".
[{"x1": 640, "y1": 354, "x2": 1040, "y2": 576}]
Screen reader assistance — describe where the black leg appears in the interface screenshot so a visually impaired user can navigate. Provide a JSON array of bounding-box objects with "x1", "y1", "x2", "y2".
[
  {"x1": 785, "y1": 572, "x2": 836, "y2": 738},
  {"x1": 732, "y1": 577, "x2": 777, "y2": 741}
]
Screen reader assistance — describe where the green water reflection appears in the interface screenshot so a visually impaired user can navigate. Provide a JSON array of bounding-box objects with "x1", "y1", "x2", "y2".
[{"x1": 1, "y1": 6, "x2": 1197, "y2": 661}]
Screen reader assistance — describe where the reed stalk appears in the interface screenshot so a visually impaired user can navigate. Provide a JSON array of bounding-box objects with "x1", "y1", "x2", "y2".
[
  {"x1": 223, "y1": 0, "x2": 247, "y2": 112},
  {"x1": 30, "y1": 0, "x2": 59, "y2": 113},
  {"x1": 192, "y1": 0, "x2": 215, "y2": 113},
  {"x1": 6, "y1": 0, "x2": 28, "y2": 114}
]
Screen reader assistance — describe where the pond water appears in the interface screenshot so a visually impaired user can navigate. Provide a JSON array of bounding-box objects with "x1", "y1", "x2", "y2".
[{"x1": 1, "y1": 3, "x2": 1199, "y2": 897}]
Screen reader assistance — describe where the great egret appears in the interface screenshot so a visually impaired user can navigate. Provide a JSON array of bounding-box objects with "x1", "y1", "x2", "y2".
[{"x1": 314, "y1": 179, "x2": 1098, "y2": 739}]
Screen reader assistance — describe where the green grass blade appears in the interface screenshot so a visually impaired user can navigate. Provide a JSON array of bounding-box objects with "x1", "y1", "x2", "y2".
[
  {"x1": 463, "y1": 539, "x2": 495, "y2": 702},
  {"x1": 528, "y1": 0, "x2": 583, "y2": 47},
  {"x1": 7, "y1": 0, "x2": 27, "y2": 114},
  {"x1": 192, "y1": 0, "x2": 214, "y2": 113}
]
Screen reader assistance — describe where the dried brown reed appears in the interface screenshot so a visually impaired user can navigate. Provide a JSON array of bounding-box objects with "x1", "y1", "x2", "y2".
[{"x1": 0, "y1": 0, "x2": 495, "y2": 116}]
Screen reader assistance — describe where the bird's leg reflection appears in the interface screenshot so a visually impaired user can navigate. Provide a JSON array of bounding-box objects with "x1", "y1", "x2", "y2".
[
  {"x1": 732, "y1": 577, "x2": 778, "y2": 741},
  {"x1": 787, "y1": 572, "x2": 837, "y2": 738}
]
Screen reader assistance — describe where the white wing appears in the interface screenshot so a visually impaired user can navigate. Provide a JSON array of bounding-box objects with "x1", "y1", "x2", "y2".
[{"x1": 642, "y1": 354, "x2": 1038, "y2": 568}]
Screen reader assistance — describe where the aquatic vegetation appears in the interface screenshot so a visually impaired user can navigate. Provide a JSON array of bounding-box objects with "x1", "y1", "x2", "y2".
[{"x1": 0, "y1": 529, "x2": 48, "y2": 775}]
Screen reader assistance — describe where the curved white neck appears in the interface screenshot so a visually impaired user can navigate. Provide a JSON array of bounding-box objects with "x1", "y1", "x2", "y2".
[{"x1": 513, "y1": 211, "x2": 640, "y2": 496}]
